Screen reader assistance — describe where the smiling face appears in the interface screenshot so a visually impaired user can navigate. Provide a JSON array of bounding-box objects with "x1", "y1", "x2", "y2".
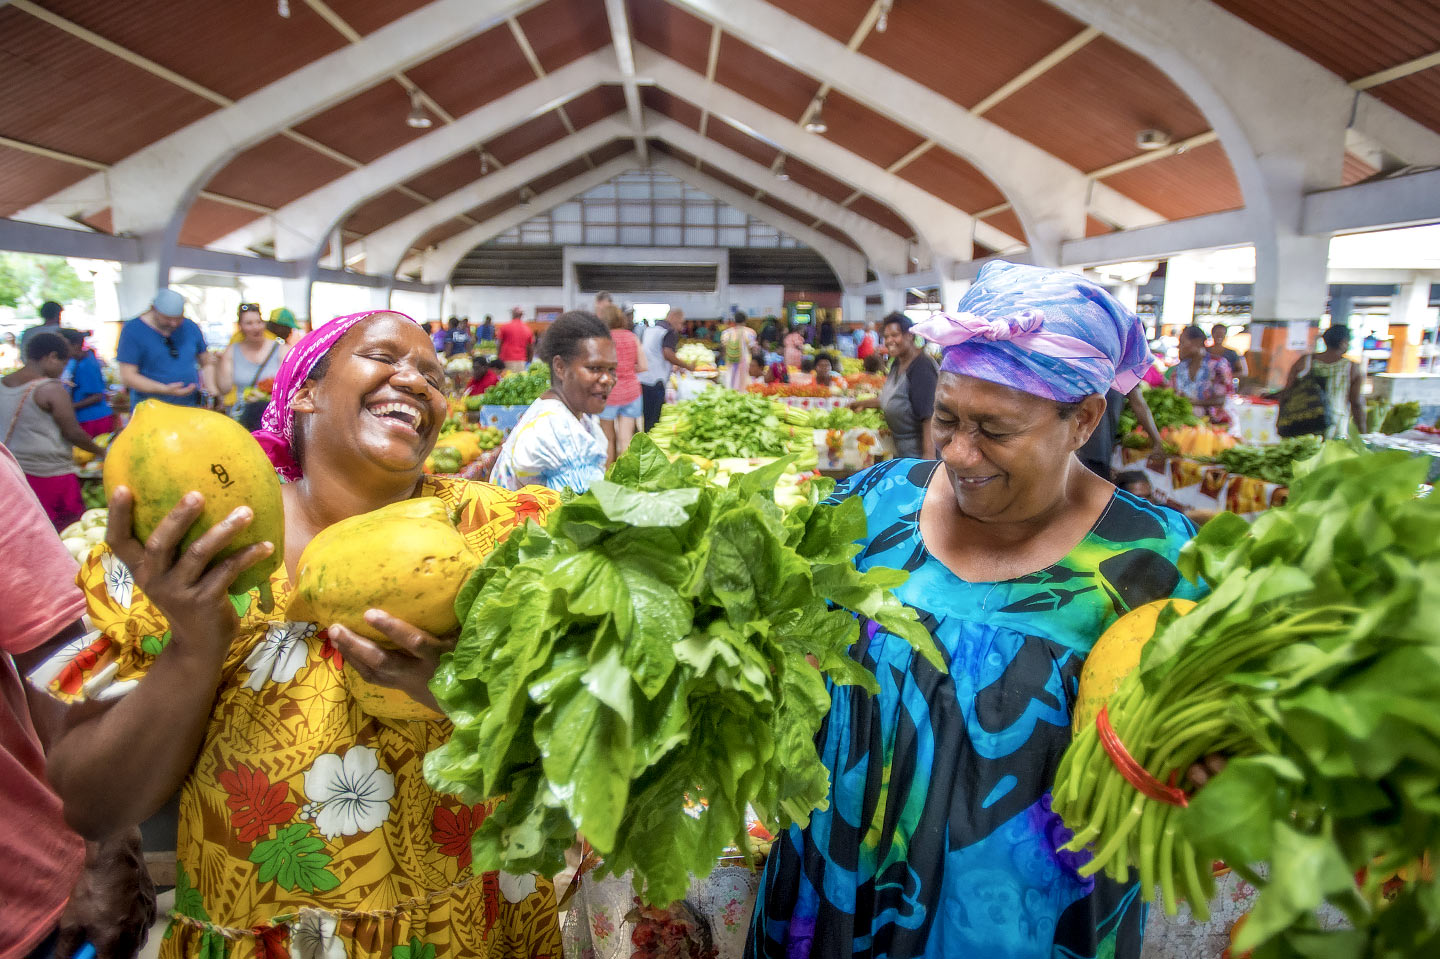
[
  {"x1": 552, "y1": 336, "x2": 617, "y2": 416},
  {"x1": 931, "y1": 372, "x2": 1106, "y2": 523},
  {"x1": 290, "y1": 313, "x2": 447, "y2": 477},
  {"x1": 239, "y1": 311, "x2": 266, "y2": 342},
  {"x1": 882, "y1": 321, "x2": 914, "y2": 359}
]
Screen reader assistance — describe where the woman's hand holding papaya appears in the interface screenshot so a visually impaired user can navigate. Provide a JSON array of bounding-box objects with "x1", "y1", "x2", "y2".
[
  {"x1": 105, "y1": 486, "x2": 274, "y2": 658},
  {"x1": 328, "y1": 610, "x2": 454, "y2": 715}
]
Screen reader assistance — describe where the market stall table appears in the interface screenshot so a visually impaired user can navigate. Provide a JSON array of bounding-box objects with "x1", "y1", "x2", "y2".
[{"x1": 1114, "y1": 449, "x2": 1288, "y2": 520}]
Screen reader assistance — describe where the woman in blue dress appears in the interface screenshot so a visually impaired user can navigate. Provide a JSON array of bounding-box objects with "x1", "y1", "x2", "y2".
[{"x1": 748, "y1": 261, "x2": 1207, "y2": 959}]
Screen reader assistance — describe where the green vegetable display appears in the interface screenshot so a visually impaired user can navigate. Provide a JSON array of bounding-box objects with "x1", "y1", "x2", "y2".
[
  {"x1": 81, "y1": 480, "x2": 107, "y2": 510},
  {"x1": 479, "y1": 364, "x2": 550, "y2": 406},
  {"x1": 424, "y1": 436, "x2": 940, "y2": 905},
  {"x1": 650, "y1": 389, "x2": 798, "y2": 461},
  {"x1": 1117, "y1": 387, "x2": 1198, "y2": 438},
  {"x1": 1215, "y1": 436, "x2": 1320, "y2": 485},
  {"x1": 428, "y1": 446, "x2": 464, "y2": 475},
  {"x1": 1380, "y1": 400, "x2": 1422, "y2": 435},
  {"x1": 804, "y1": 406, "x2": 885, "y2": 431},
  {"x1": 1053, "y1": 441, "x2": 1440, "y2": 957}
]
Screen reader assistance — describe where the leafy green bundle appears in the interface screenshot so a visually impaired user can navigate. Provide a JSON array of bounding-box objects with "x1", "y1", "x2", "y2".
[
  {"x1": 650, "y1": 389, "x2": 793, "y2": 460},
  {"x1": 1117, "y1": 386, "x2": 1198, "y2": 438},
  {"x1": 806, "y1": 406, "x2": 886, "y2": 431},
  {"x1": 1053, "y1": 441, "x2": 1440, "y2": 957},
  {"x1": 424, "y1": 435, "x2": 939, "y2": 905},
  {"x1": 1215, "y1": 436, "x2": 1320, "y2": 485},
  {"x1": 479, "y1": 364, "x2": 550, "y2": 406}
]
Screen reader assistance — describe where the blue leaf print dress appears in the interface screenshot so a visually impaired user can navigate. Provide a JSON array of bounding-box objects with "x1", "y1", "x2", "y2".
[{"x1": 748, "y1": 458, "x2": 1207, "y2": 959}]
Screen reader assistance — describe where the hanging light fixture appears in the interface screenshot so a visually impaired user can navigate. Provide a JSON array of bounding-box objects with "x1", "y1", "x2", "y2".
[
  {"x1": 277, "y1": 0, "x2": 290, "y2": 17},
  {"x1": 405, "y1": 91, "x2": 433, "y2": 129},
  {"x1": 774, "y1": 157, "x2": 790, "y2": 181},
  {"x1": 803, "y1": 97, "x2": 828, "y2": 134},
  {"x1": 479, "y1": 150, "x2": 489, "y2": 175},
  {"x1": 519, "y1": 187, "x2": 535, "y2": 205},
  {"x1": 875, "y1": 0, "x2": 894, "y2": 33}
]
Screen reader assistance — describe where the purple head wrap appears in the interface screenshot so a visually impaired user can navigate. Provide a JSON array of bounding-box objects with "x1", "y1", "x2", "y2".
[
  {"x1": 252, "y1": 309, "x2": 417, "y2": 480},
  {"x1": 911, "y1": 261, "x2": 1153, "y2": 404}
]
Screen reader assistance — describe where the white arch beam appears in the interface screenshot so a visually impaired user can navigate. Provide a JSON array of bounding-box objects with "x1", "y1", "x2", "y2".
[
  {"x1": 665, "y1": 0, "x2": 1163, "y2": 261},
  {"x1": 639, "y1": 49, "x2": 979, "y2": 265},
  {"x1": 211, "y1": 53, "x2": 618, "y2": 261}
]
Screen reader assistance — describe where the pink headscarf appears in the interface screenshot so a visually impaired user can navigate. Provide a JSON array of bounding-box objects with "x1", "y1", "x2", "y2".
[{"x1": 252, "y1": 309, "x2": 418, "y2": 480}]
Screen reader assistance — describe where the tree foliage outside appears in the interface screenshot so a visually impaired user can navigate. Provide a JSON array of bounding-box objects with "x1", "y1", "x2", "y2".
[{"x1": 0, "y1": 253, "x2": 94, "y2": 314}]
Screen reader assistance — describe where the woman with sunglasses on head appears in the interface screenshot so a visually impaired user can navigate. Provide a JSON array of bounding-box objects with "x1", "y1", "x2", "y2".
[
  {"x1": 748, "y1": 262, "x2": 1210, "y2": 959},
  {"x1": 40, "y1": 310, "x2": 562, "y2": 959},
  {"x1": 218, "y1": 302, "x2": 288, "y2": 430}
]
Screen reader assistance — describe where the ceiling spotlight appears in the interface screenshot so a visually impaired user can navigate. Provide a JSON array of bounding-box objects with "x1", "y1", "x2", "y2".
[
  {"x1": 519, "y1": 187, "x2": 535, "y2": 205},
  {"x1": 405, "y1": 92, "x2": 433, "y2": 129},
  {"x1": 803, "y1": 99, "x2": 828, "y2": 134},
  {"x1": 1135, "y1": 128, "x2": 1171, "y2": 151},
  {"x1": 876, "y1": 0, "x2": 893, "y2": 33},
  {"x1": 479, "y1": 151, "x2": 489, "y2": 175},
  {"x1": 277, "y1": 0, "x2": 290, "y2": 17},
  {"x1": 774, "y1": 158, "x2": 790, "y2": 181}
]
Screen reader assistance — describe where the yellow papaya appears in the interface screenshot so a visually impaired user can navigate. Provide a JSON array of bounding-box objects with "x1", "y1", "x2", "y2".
[
  {"x1": 103, "y1": 400, "x2": 284, "y2": 601},
  {"x1": 287, "y1": 497, "x2": 478, "y2": 647},
  {"x1": 1073, "y1": 598, "x2": 1196, "y2": 732}
]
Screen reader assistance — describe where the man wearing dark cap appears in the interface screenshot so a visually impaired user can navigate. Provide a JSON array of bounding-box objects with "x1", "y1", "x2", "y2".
[{"x1": 116, "y1": 288, "x2": 215, "y2": 407}]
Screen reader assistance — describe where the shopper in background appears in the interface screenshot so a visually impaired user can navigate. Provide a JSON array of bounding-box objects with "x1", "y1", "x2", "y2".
[
  {"x1": 445, "y1": 316, "x2": 473, "y2": 357},
  {"x1": 817, "y1": 312, "x2": 836, "y2": 348},
  {"x1": 720, "y1": 312, "x2": 758, "y2": 391},
  {"x1": 116, "y1": 288, "x2": 214, "y2": 407},
  {"x1": 856, "y1": 320, "x2": 878, "y2": 361},
  {"x1": 478, "y1": 313, "x2": 496, "y2": 342},
  {"x1": 599, "y1": 303, "x2": 647, "y2": 462},
  {"x1": 1, "y1": 332, "x2": 18, "y2": 370},
  {"x1": 851, "y1": 313, "x2": 938, "y2": 459},
  {"x1": 60, "y1": 329, "x2": 114, "y2": 439},
  {"x1": 638, "y1": 307, "x2": 692, "y2": 432},
  {"x1": 0, "y1": 332, "x2": 107, "y2": 529},
  {"x1": 1167, "y1": 324, "x2": 1233, "y2": 423},
  {"x1": 19, "y1": 300, "x2": 64, "y2": 355},
  {"x1": 1208, "y1": 322, "x2": 1248, "y2": 382},
  {"x1": 1, "y1": 445, "x2": 155, "y2": 959},
  {"x1": 498, "y1": 306, "x2": 535, "y2": 372},
  {"x1": 1076, "y1": 385, "x2": 1165, "y2": 479},
  {"x1": 431, "y1": 320, "x2": 450, "y2": 353},
  {"x1": 759, "y1": 315, "x2": 782, "y2": 352},
  {"x1": 492, "y1": 311, "x2": 615, "y2": 493},
  {"x1": 782, "y1": 325, "x2": 805, "y2": 370},
  {"x1": 267, "y1": 307, "x2": 303, "y2": 346},
  {"x1": 217, "y1": 303, "x2": 287, "y2": 431},
  {"x1": 1285, "y1": 324, "x2": 1366, "y2": 440}
]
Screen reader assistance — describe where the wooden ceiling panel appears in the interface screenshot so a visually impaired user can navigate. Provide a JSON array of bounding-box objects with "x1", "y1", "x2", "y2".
[
  {"x1": 415, "y1": 218, "x2": 471, "y2": 250},
  {"x1": 0, "y1": 146, "x2": 89, "y2": 217},
  {"x1": 652, "y1": 140, "x2": 699, "y2": 167},
  {"x1": 755, "y1": 192, "x2": 814, "y2": 230},
  {"x1": 858, "y1": 0, "x2": 1084, "y2": 110},
  {"x1": 516, "y1": 0, "x2": 612, "y2": 72},
  {"x1": 1210, "y1": 0, "x2": 1440, "y2": 83},
  {"x1": 706, "y1": 118, "x2": 781, "y2": 169},
  {"x1": 896, "y1": 146, "x2": 1005, "y2": 214},
  {"x1": 629, "y1": 0, "x2": 712, "y2": 74},
  {"x1": 344, "y1": 189, "x2": 425, "y2": 235},
  {"x1": 1367, "y1": 70, "x2": 1440, "y2": 136},
  {"x1": 404, "y1": 152, "x2": 488, "y2": 200},
  {"x1": 980, "y1": 207, "x2": 1026, "y2": 246},
  {"x1": 566, "y1": 84, "x2": 628, "y2": 129},
  {"x1": 816, "y1": 222, "x2": 862, "y2": 251},
  {"x1": 697, "y1": 162, "x2": 759, "y2": 198},
  {"x1": 178, "y1": 198, "x2": 260, "y2": 248},
  {"x1": 404, "y1": 25, "x2": 532, "y2": 119},
  {"x1": 486, "y1": 110, "x2": 571, "y2": 165},
  {"x1": 781, "y1": 157, "x2": 853, "y2": 206},
  {"x1": 846, "y1": 194, "x2": 913, "y2": 239},
  {"x1": 205, "y1": 135, "x2": 352, "y2": 209},
  {"x1": 642, "y1": 88, "x2": 703, "y2": 129},
  {"x1": 529, "y1": 158, "x2": 592, "y2": 196},
  {"x1": 982, "y1": 35, "x2": 1211, "y2": 173},
  {"x1": 1085, "y1": 215, "x2": 1114, "y2": 237},
  {"x1": 1341, "y1": 151, "x2": 1379, "y2": 186},
  {"x1": 36, "y1": 0, "x2": 347, "y2": 101},
  {"x1": 324, "y1": 0, "x2": 437, "y2": 36},
  {"x1": 1099, "y1": 141, "x2": 1243, "y2": 220},
  {"x1": 292, "y1": 79, "x2": 425, "y2": 164},
  {"x1": 466, "y1": 195, "x2": 517, "y2": 225},
  {"x1": 816, "y1": 90, "x2": 926, "y2": 169},
  {"x1": 713, "y1": 34, "x2": 822, "y2": 122},
  {"x1": 589, "y1": 139, "x2": 636, "y2": 166},
  {"x1": 0, "y1": 8, "x2": 217, "y2": 164},
  {"x1": 762, "y1": 0, "x2": 873, "y2": 44}
]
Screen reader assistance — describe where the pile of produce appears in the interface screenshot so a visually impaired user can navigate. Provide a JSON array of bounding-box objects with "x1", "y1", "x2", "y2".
[
  {"x1": 649, "y1": 389, "x2": 817, "y2": 469},
  {"x1": 1162, "y1": 424, "x2": 1239, "y2": 459},
  {"x1": 746, "y1": 383, "x2": 836, "y2": 398},
  {"x1": 840, "y1": 357, "x2": 865, "y2": 377},
  {"x1": 424, "y1": 436, "x2": 940, "y2": 904},
  {"x1": 1053, "y1": 441, "x2": 1440, "y2": 957},
  {"x1": 676, "y1": 343, "x2": 717, "y2": 371},
  {"x1": 427, "y1": 427, "x2": 503, "y2": 474},
  {"x1": 241, "y1": 377, "x2": 274, "y2": 404},
  {"x1": 444, "y1": 355, "x2": 473, "y2": 376},
  {"x1": 59, "y1": 508, "x2": 109, "y2": 563},
  {"x1": 73, "y1": 431, "x2": 112, "y2": 466},
  {"x1": 479, "y1": 364, "x2": 550, "y2": 406},
  {"x1": 802, "y1": 406, "x2": 885, "y2": 431},
  {"x1": 1215, "y1": 436, "x2": 1321, "y2": 485},
  {"x1": 1367, "y1": 400, "x2": 1423, "y2": 435},
  {"x1": 1117, "y1": 387, "x2": 1199, "y2": 438}
]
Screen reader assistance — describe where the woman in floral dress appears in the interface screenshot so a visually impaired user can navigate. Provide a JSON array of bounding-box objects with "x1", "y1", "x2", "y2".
[{"x1": 39, "y1": 311, "x2": 562, "y2": 959}]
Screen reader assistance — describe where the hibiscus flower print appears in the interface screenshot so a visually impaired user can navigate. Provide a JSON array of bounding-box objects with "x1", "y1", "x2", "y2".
[
  {"x1": 219, "y1": 762, "x2": 298, "y2": 843},
  {"x1": 242, "y1": 621, "x2": 316, "y2": 691},
  {"x1": 301, "y1": 745, "x2": 395, "y2": 839},
  {"x1": 289, "y1": 908, "x2": 346, "y2": 959},
  {"x1": 431, "y1": 804, "x2": 487, "y2": 870},
  {"x1": 318, "y1": 630, "x2": 344, "y2": 671},
  {"x1": 101, "y1": 551, "x2": 134, "y2": 609}
]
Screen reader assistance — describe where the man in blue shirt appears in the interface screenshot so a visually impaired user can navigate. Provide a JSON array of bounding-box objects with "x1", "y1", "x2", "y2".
[
  {"x1": 60, "y1": 329, "x2": 115, "y2": 437},
  {"x1": 116, "y1": 288, "x2": 215, "y2": 407}
]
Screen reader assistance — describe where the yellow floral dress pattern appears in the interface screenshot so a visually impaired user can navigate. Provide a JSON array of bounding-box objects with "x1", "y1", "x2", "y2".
[{"x1": 40, "y1": 478, "x2": 563, "y2": 959}]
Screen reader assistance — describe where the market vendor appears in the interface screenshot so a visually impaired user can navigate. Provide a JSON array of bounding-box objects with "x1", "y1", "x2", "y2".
[
  {"x1": 464, "y1": 355, "x2": 504, "y2": 397},
  {"x1": 491, "y1": 310, "x2": 616, "y2": 493},
  {"x1": 812, "y1": 352, "x2": 847, "y2": 391},
  {"x1": 850, "y1": 313, "x2": 938, "y2": 458},
  {"x1": 749, "y1": 260, "x2": 1209, "y2": 959},
  {"x1": 41, "y1": 309, "x2": 562, "y2": 959},
  {"x1": 1166, "y1": 324, "x2": 1233, "y2": 423}
]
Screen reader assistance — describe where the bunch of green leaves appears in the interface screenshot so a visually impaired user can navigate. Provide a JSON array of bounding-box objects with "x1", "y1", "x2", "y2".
[
  {"x1": 807, "y1": 407, "x2": 885, "y2": 431},
  {"x1": 479, "y1": 363, "x2": 550, "y2": 406},
  {"x1": 1380, "y1": 401, "x2": 1422, "y2": 435},
  {"x1": 424, "y1": 435, "x2": 940, "y2": 905},
  {"x1": 1057, "y1": 439, "x2": 1440, "y2": 958},
  {"x1": 1216, "y1": 436, "x2": 1321, "y2": 485},
  {"x1": 657, "y1": 389, "x2": 793, "y2": 460},
  {"x1": 1117, "y1": 387, "x2": 1199, "y2": 438}
]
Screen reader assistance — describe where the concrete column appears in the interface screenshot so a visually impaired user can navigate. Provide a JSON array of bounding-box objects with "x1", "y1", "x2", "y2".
[
  {"x1": 367, "y1": 286, "x2": 393, "y2": 311},
  {"x1": 880, "y1": 283, "x2": 906, "y2": 317},
  {"x1": 1112, "y1": 281, "x2": 1140, "y2": 314},
  {"x1": 715, "y1": 248, "x2": 730, "y2": 317},
  {"x1": 116, "y1": 259, "x2": 168, "y2": 319},
  {"x1": 937, "y1": 263, "x2": 971, "y2": 314},
  {"x1": 1389, "y1": 273, "x2": 1438, "y2": 373},
  {"x1": 1160, "y1": 256, "x2": 1197, "y2": 333},
  {"x1": 1328, "y1": 286, "x2": 1356, "y2": 325},
  {"x1": 562, "y1": 247, "x2": 579, "y2": 309},
  {"x1": 841, "y1": 290, "x2": 866, "y2": 327},
  {"x1": 280, "y1": 275, "x2": 315, "y2": 327},
  {"x1": 1250, "y1": 218, "x2": 1331, "y2": 388}
]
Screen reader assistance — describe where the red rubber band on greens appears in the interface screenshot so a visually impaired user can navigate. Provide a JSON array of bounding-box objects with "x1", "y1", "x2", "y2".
[{"x1": 1096, "y1": 704, "x2": 1189, "y2": 808}]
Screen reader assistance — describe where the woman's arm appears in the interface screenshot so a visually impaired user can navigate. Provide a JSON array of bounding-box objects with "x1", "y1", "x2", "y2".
[
  {"x1": 47, "y1": 490, "x2": 273, "y2": 840},
  {"x1": 635, "y1": 336, "x2": 648, "y2": 374},
  {"x1": 37, "y1": 382, "x2": 105, "y2": 457},
  {"x1": 921, "y1": 417, "x2": 935, "y2": 459},
  {"x1": 1348, "y1": 362, "x2": 1366, "y2": 434},
  {"x1": 216, "y1": 346, "x2": 235, "y2": 397}
]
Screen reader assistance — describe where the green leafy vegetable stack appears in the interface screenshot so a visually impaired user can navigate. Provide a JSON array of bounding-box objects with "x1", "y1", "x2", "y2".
[
  {"x1": 478, "y1": 363, "x2": 550, "y2": 406},
  {"x1": 1053, "y1": 440, "x2": 1440, "y2": 957},
  {"x1": 424, "y1": 435, "x2": 940, "y2": 905},
  {"x1": 1117, "y1": 386, "x2": 1199, "y2": 438}
]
